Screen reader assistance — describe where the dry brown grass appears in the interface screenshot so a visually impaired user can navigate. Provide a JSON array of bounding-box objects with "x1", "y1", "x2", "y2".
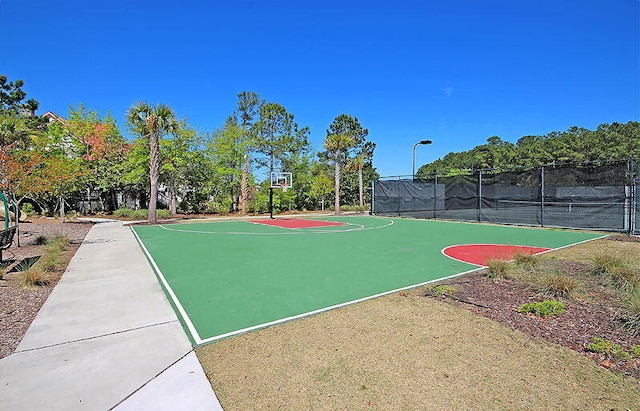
[{"x1": 197, "y1": 290, "x2": 640, "y2": 410}]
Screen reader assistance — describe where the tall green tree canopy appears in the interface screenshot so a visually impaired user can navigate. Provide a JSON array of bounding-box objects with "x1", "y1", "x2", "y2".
[
  {"x1": 251, "y1": 102, "x2": 310, "y2": 173},
  {"x1": 417, "y1": 121, "x2": 640, "y2": 177}
]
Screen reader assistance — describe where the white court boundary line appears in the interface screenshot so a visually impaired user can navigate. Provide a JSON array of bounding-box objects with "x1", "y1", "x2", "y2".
[
  {"x1": 131, "y1": 227, "x2": 205, "y2": 345},
  {"x1": 198, "y1": 266, "x2": 486, "y2": 344},
  {"x1": 132, "y1": 221, "x2": 607, "y2": 346},
  {"x1": 440, "y1": 235, "x2": 608, "y2": 267},
  {"x1": 158, "y1": 216, "x2": 394, "y2": 235}
]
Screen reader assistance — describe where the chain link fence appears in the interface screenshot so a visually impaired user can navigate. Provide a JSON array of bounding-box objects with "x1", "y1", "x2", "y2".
[{"x1": 373, "y1": 159, "x2": 638, "y2": 234}]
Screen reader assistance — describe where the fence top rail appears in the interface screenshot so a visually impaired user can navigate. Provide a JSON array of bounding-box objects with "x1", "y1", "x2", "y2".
[{"x1": 379, "y1": 157, "x2": 639, "y2": 181}]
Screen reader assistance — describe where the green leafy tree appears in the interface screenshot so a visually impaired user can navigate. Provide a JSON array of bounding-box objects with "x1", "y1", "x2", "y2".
[
  {"x1": 251, "y1": 102, "x2": 310, "y2": 173},
  {"x1": 127, "y1": 102, "x2": 178, "y2": 223},
  {"x1": 321, "y1": 114, "x2": 368, "y2": 214},
  {"x1": 161, "y1": 121, "x2": 210, "y2": 214},
  {"x1": 234, "y1": 91, "x2": 263, "y2": 215},
  {"x1": 207, "y1": 117, "x2": 249, "y2": 213}
]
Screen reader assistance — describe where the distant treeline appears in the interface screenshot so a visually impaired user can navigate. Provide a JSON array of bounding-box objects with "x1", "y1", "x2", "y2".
[{"x1": 417, "y1": 121, "x2": 640, "y2": 177}]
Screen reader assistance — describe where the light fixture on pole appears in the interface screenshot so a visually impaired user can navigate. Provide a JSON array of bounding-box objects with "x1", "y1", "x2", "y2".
[{"x1": 412, "y1": 139, "x2": 432, "y2": 180}]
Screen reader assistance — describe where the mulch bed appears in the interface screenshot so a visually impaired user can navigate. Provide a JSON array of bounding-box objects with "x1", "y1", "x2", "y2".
[
  {"x1": 0, "y1": 218, "x2": 94, "y2": 359},
  {"x1": 428, "y1": 251, "x2": 640, "y2": 378}
]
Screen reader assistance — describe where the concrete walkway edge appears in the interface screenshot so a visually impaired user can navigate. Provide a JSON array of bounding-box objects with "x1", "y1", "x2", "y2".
[{"x1": 0, "y1": 220, "x2": 223, "y2": 410}]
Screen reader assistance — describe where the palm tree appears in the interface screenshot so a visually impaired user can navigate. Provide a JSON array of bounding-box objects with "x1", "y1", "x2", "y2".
[
  {"x1": 323, "y1": 133, "x2": 355, "y2": 214},
  {"x1": 127, "y1": 102, "x2": 178, "y2": 223}
]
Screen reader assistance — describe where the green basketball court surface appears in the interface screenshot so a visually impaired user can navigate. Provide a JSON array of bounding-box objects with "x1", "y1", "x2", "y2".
[{"x1": 131, "y1": 215, "x2": 601, "y2": 345}]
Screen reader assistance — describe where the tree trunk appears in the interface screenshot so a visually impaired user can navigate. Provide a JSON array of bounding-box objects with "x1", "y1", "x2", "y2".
[
  {"x1": 168, "y1": 184, "x2": 177, "y2": 215},
  {"x1": 334, "y1": 151, "x2": 341, "y2": 215},
  {"x1": 148, "y1": 132, "x2": 159, "y2": 223},
  {"x1": 240, "y1": 155, "x2": 248, "y2": 216},
  {"x1": 358, "y1": 164, "x2": 364, "y2": 208},
  {"x1": 59, "y1": 196, "x2": 65, "y2": 223}
]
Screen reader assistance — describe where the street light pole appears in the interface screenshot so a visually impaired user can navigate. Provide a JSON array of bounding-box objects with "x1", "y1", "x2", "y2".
[{"x1": 412, "y1": 139, "x2": 432, "y2": 180}]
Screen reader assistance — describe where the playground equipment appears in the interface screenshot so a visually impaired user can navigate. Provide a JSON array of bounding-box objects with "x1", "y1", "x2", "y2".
[{"x1": 0, "y1": 192, "x2": 19, "y2": 261}]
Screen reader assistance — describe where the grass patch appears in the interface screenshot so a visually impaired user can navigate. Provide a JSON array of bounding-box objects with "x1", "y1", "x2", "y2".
[
  {"x1": 486, "y1": 259, "x2": 511, "y2": 279},
  {"x1": 113, "y1": 208, "x2": 172, "y2": 220},
  {"x1": 425, "y1": 284, "x2": 455, "y2": 296},
  {"x1": 622, "y1": 292, "x2": 640, "y2": 336},
  {"x1": 517, "y1": 300, "x2": 566, "y2": 317},
  {"x1": 539, "y1": 272, "x2": 579, "y2": 298},
  {"x1": 19, "y1": 266, "x2": 49, "y2": 287},
  {"x1": 586, "y1": 337, "x2": 631, "y2": 361},
  {"x1": 592, "y1": 252, "x2": 640, "y2": 293},
  {"x1": 19, "y1": 235, "x2": 69, "y2": 288},
  {"x1": 513, "y1": 252, "x2": 538, "y2": 269},
  {"x1": 592, "y1": 253, "x2": 625, "y2": 275}
]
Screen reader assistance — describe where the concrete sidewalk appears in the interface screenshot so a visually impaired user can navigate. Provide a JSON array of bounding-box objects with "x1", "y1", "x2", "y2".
[{"x1": 0, "y1": 221, "x2": 223, "y2": 410}]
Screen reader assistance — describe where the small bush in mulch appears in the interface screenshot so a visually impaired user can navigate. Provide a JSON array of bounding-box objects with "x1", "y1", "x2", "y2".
[
  {"x1": 424, "y1": 284, "x2": 455, "y2": 296},
  {"x1": 587, "y1": 337, "x2": 631, "y2": 361},
  {"x1": 486, "y1": 259, "x2": 511, "y2": 279},
  {"x1": 538, "y1": 272, "x2": 579, "y2": 298},
  {"x1": 513, "y1": 252, "x2": 538, "y2": 269},
  {"x1": 20, "y1": 266, "x2": 50, "y2": 287},
  {"x1": 518, "y1": 300, "x2": 566, "y2": 318},
  {"x1": 421, "y1": 239, "x2": 640, "y2": 378}
]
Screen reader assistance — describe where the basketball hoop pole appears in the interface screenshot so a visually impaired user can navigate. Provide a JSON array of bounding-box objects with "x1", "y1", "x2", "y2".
[{"x1": 269, "y1": 186, "x2": 274, "y2": 219}]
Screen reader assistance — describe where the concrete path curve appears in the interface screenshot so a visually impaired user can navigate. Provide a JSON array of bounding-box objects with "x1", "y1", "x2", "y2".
[{"x1": 0, "y1": 220, "x2": 223, "y2": 410}]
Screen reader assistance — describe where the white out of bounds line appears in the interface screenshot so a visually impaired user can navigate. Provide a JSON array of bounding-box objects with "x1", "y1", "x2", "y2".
[{"x1": 130, "y1": 228, "x2": 203, "y2": 345}]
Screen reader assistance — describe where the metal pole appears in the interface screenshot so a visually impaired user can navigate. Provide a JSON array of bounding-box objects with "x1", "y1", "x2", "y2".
[
  {"x1": 477, "y1": 170, "x2": 482, "y2": 222},
  {"x1": 412, "y1": 143, "x2": 418, "y2": 180},
  {"x1": 540, "y1": 166, "x2": 545, "y2": 227},
  {"x1": 412, "y1": 140, "x2": 432, "y2": 180},
  {"x1": 371, "y1": 179, "x2": 375, "y2": 215},
  {"x1": 433, "y1": 174, "x2": 438, "y2": 219},
  {"x1": 269, "y1": 187, "x2": 274, "y2": 219}
]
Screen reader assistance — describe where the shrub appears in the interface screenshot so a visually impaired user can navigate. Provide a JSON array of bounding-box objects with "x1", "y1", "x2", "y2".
[
  {"x1": 113, "y1": 208, "x2": 172, "y2": 221},
  {"x1": 38, "y1": 253, "x2": 61, "y2": 272},
  {"x1": 21, "y1": 202, "x2": 35, "y2": 216},
  {"x1": 623, "y1": 292, "x2": 640, "y2": 336},
  {"x1": 32, "y1": 235, "x2": 48, "y2": 245},
  {"x1": 517, "y1": 300, "x2": 566, "y2": 317},
  {"x1": 20, "y1": 267, "x2": 49, "y2": 287},
  {"x1": 513, "y1": 252, "x2": 538, "y2": 269},
  {"x1": 608, "y1": 265, "x2": 640, "y2": 292},
  {"x1": 630, "y1": 345, "x2": 640, "y2": 357},
  {"x1": 592, "y1": 253, "x2": 625, "y2": 275},
  {"x1": 425, "y1": 284, "x2": 455, "y2": 296},
  {"x1": 113, "y1": 208, "x2": 133, "y2": 219},
  {"x1": 486, "y1": 259, "x2": 511, "y2": 279},
  {"x1": 586, "y1": 337, "x2": 631, "y2": 361},
  {"x1": 539, "y1": 273, "x2": 578, "y2": 298}
]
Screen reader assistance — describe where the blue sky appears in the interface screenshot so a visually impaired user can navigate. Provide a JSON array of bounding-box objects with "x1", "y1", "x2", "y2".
[{"x1": 2, "y1": 0, "x2": 638, "y2": 177}]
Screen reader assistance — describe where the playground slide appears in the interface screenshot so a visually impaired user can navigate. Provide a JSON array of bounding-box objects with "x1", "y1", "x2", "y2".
[{"x1": 0, "y1": 205, "x2": 27, "y2": 222}]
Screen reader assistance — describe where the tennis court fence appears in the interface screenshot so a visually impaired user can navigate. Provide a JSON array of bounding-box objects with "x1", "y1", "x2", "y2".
[{"x1": 372, "y1": 159, "x2": 640, "y2": 234}]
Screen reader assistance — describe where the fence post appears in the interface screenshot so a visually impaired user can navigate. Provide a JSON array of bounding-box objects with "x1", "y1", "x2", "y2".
[
  {"x1": 629, "y1": 158, "x2": 635, "y2": 235},
  {"x1": 434, "y1": 174, "x2": 438, "y2": 219},
  {"x1": 477, "y1": 170, "x2": 482, "y2": 222},
  {"x1": 540, "y1": 166, "x2": 545, "y2": 227},
  {"x1": 397, "y1": 176, "x2": 401, "y2": 217},
  {"x1": 371, "y1": 179, "x2": 375, "y2": 216}
]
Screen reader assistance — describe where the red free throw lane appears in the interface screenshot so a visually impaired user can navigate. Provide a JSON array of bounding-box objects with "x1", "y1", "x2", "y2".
[
  {"x1": 443, "y1": 244, "x2": 551, "y2": 267},
  {"x1": 248, "y1": 218, "x2": 346, "y2": 229}
]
